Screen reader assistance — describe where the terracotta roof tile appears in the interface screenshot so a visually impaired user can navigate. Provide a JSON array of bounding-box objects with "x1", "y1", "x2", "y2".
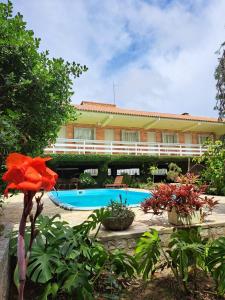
[{"x1": 74, "y1": 101, "x2": 223, "y2": 123}]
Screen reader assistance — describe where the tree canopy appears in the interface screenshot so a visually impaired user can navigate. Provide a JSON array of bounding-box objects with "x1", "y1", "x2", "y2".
[
  {"x1": 0, "y1": 1, "x2": 87, "y2": 157},
  {"x1": 215, "y1": 42, "x2": 225, "y2": 119}
]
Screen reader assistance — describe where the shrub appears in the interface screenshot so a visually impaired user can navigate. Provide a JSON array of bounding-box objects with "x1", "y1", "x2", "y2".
[
  {"x1": 166, "y1": 162, "x2": 182, "y2": 182},
  {"x1": 104, "y1": 197, "x2": 135, "y2": 220},
  {"x1": 79, "y1": 172, "x2": 97, "y2": 187},
  {"x1": 141, "y1": 179, "x2": 218, "y2": 216},
  {"x1": 135, "y1": 228, "x2": 207, "y2": 293},
  {"x1": 206, "y1": 237, "x2": 225, "y2": 296},
  {"x1": 102, "y1": 197, "x2": 135, "y2": 231},
  {"x1": 121, "y1": 173, "x2": 140, "y2": 188},
  {"x1": 135, "y1": 227, "x2": 225, "y2": 297},
  {"x1": 10, "y1": 212, "x2": 137, "y2": 299},
  {"x1": 195, "y1": 140, "x2": 225, "y2": 195},
  {"x1": 102, "y1": 176, "x2": 114, "y2": 186},
  {"x1": 176, "y1": 172, "x2": 200, "y2": 184}
]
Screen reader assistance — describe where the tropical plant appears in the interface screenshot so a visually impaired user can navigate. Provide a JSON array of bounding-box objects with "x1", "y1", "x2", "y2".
[
  {"x1": 10, "y1": 212, "x2": 137, "y2": 299},
  {"x1": 166, "y1": 162, "x2": 182, "y2": 182},
  {"x1": 135, "y1": 228, "x2": 208, "y2": 293},
  {"x1": 206, "y1": 237, "x2": 225, "y2": 296},
  {"x1": 79, "y1": 172, "x2": 97, "y2": 187},
  {"x1": 141, "y1": 179, "x2": 218, "y2": 217},
  {"x1": 101, "y1": 196, "x2": 135, "y2": 231},
  {"x1": 149, "y1": 165, "x2": 158, "y2": 183},
  {"x1": 135, "y1": 230, "x2": 161, "y2": 280},
  {"x1": 104, "y1": 197, "x2": 135, "y2": 220},
  {"x1": 167, "y1": 228, "x2": 207, "y2": 292},
  {"x1": 195, "y1": 140, "x2": 225, "y2": 195},
  {"x1": 176, "y1": 172, "x2": 200, "y2": 184},
  {"x1": 120, "y1": 173, "x2": 140, "y2": 188},
  {"x1": 3, "y1": 153, "x2": 58, "y2": 300}
]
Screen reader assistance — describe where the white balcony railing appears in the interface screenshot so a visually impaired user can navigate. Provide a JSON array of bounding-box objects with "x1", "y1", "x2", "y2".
[{"x1": 44, "y1": 138, "x2": 206, "y2": 156}]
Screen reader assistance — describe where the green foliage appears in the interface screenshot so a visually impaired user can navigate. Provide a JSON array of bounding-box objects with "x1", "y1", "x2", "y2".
[
  {"x1": 0, "y1": 1, "x2": 87, "y2": 156},
  {"x1": 195, "y1": 140, "x2": 225, "y2": 195},
  {"x1": 135, "y1": 227, "x2": 209, "y2": 293},
  {"x1": 79, "y1": 172, "x2": 97, "y2": 187},
  {"x1": 104, "y1": 197, "x2": 135, "y2": 219},
  {"x1": 166, "y1": 162, "x2": 182, "y2": 182},
  {"x1": 10, "y1": 212, "x2": 137, "y2": 299},
  {"x1": 149, "y1": 165, "x2": 158, "y2": 184},
  {"x1": 121, "y1": 173, "x2": 140, "y2": 188},
  {"x1": 102, "y1": 176, "x2": 114, "y2": 186},
  {"x1": 168, "y1": 228, "x2": 207, "y2": 288},
  {"x1": 135, "y1": 229, "x2": 161, "y2": 280},
  {"x1": 206, "y1": 237, "x2": 225, "y2": 296},
  {"x1": 215, "y1": 41, "x2": 225, "y2": 119},
  {"x1": 97, "y1": 163, "x2": 108, "y2": 186},
  {"x1": 47, "y1": 154, "x2": 191, "y2": 169}
]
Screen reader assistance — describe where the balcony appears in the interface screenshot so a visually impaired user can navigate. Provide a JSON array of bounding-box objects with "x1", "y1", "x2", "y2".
[{"x1": 44, "y1": 138, "x2": 206, "y2": 157}]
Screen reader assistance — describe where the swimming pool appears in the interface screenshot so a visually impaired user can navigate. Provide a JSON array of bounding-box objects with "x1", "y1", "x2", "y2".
[{"x1": 48, "y1": 189, "x2": 151, "y2": 210}]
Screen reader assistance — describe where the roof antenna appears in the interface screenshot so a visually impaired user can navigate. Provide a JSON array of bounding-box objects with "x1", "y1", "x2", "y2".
[{"x1": 113, "y1": 81, "x2": 117, "y2": 105}]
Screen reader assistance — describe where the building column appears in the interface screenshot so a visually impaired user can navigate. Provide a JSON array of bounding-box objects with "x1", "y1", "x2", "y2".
[{"x1": 66, "y1": 124, "x2": 74, "y2": 139}]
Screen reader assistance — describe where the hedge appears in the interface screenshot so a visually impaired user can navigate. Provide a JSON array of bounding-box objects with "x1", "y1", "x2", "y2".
[{"x1": 47, "y1": 153, "x2": 193, "y2": 172}]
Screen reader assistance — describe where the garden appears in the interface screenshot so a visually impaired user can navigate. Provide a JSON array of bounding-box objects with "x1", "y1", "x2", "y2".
[{"x1": 1, "y1": 1, "x2": 225, "y2": 300}]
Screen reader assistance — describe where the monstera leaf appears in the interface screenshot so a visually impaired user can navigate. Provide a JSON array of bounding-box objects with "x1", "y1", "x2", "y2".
[
  {"x1": 27, "y1": 235, "x2": 60, "y2": 284},
  {"x1": 135, "y1": 229, "x2": 161, "y2": 279},
  {"x1": 207, "y1": 237, "x2": 225, "y2": 296}
]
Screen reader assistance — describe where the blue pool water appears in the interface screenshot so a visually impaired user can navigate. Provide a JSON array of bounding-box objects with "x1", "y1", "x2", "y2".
[{"x1": 48, "y1": 189, "x2": 151, "y2": 210}]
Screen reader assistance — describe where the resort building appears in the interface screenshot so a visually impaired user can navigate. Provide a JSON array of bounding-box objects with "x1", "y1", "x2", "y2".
[{"x1": 46, "y1": 101, "x2": 225, "y2": 157}]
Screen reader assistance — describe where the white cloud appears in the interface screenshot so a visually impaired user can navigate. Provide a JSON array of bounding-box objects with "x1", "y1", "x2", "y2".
[{"x1": 12, "y1": 0, "x2": 225, "y2": 116}]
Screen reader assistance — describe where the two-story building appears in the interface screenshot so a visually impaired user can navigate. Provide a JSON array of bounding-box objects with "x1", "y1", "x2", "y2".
[{"x1": 46, "y1": 101, "x2": 225, "y2": 157}]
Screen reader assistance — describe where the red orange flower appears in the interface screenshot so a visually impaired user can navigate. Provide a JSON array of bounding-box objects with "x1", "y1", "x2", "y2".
[{"x1": 2, "y1": 153, "x2": 58, "y2": 195}]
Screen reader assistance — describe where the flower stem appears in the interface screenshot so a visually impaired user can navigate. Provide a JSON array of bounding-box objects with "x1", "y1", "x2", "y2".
[{"x1": 17, "y1": 191, "x2": 34, "y2": 300}]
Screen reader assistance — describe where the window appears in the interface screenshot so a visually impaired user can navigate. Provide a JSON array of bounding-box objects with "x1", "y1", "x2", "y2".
[
  {"x1": 184, "y1": 133, "x2": 192, "y2": 145},
  {"x1": 84, "y1": 169, "x2": 98, "y2": 176},
  {"x1": 198, "y1": 134, "x2": 210, "y2": 144},
  {"x1": 147, "y1": 132, "x2": 156, "y2": 143},
  {"x1": 57, "y1": 126, "x2": 66, "y2": 138},
  {"x1": 121, "y1": 130, "x2": 140, "y2": 142},
  {"x1": 117, "y1": 168, "x2": 140, "y2": 175},
  {"x1": 162, "y1": 132, "x2": 178, "y2": 144},
  {"x1": 104, "y1": 129, "x2": 114, "y2": 141},
  {"x1": 74, "y1": 128, "x2": 95, "y2": 140}
]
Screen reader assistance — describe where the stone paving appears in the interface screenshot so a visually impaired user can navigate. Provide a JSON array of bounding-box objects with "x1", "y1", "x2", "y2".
[{"x1": 1, "y1": 190, "x2": 225, "y2": 241}]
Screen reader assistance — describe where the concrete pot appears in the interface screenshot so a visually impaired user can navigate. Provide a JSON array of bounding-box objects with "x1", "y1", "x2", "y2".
[
  {"x1": 102, "y1": 214, "x2": 134, "y2": 231},
  {"x1": 168, "y1": 207, "x2": 202, "y2": 226}
]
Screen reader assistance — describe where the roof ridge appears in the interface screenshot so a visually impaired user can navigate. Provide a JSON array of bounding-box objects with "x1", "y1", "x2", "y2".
[
  {"x1": 74, "y1": 101, "x2": 222, "y2": 123},
  {"x1": 80, "y1": 101, "x2": 116, "y2": 107}
]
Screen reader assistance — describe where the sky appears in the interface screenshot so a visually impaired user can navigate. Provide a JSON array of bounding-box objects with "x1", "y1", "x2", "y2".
[{"x1": 11, "y1": 0, "x2": 225, "y2": 117}]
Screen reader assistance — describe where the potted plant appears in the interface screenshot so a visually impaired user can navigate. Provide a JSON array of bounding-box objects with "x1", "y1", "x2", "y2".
[
  {"x1": 141, "y1": 175, "x2": 218, "y2": 225},
  {"x1": 102, "y1": 197, "x2": 135, "y2": 231}
]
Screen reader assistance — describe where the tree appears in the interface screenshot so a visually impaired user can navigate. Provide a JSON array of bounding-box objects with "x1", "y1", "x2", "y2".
[
  {"x1": 0, "y1": 1, "x2": 87, "y2": 157},
  {"x1": 215, "y1": 42, "x2": 225, "y2": 119},
  {"x1": 195, "y1": 140, "x2": 225, "y2": 195}
]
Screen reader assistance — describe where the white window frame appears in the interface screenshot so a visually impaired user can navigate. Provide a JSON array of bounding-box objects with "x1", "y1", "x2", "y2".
[
  {"x1": 104, "y1": 129, "x2": 114, "y2": 141},
  {"x1": 121, "y1": 130, "x2": 140, "y2": 142},
  {"x1": 162, "y1": 132, "x2": 178, "y2": 144},
  {"x1": 147, "y1": 132, "x2": 156, "y2": 143},
  {"x1": 74, "y1": 128, "x2": 96, "y2": 140}
]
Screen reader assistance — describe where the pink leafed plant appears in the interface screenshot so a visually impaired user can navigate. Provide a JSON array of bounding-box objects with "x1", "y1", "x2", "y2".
[{"x1": 141, "y1": 175, "x2": 218, "y2": 217}]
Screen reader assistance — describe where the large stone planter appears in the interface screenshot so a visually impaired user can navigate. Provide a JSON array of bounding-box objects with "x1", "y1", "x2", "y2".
[
  {"x1": 0, "y1": 224, "x2": 12, "y2": 300},
  {"x1": 168, "y1": 208, "x2": 202, "y2": 226},
  {"x1": 102, "y1": 214, "x2": 135, "y2": 231}
]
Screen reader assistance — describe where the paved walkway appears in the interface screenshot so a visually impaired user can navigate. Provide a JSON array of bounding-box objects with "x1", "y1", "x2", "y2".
[{"x1": 1, "y1": 190, "x2": 225, "y2": 239}]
